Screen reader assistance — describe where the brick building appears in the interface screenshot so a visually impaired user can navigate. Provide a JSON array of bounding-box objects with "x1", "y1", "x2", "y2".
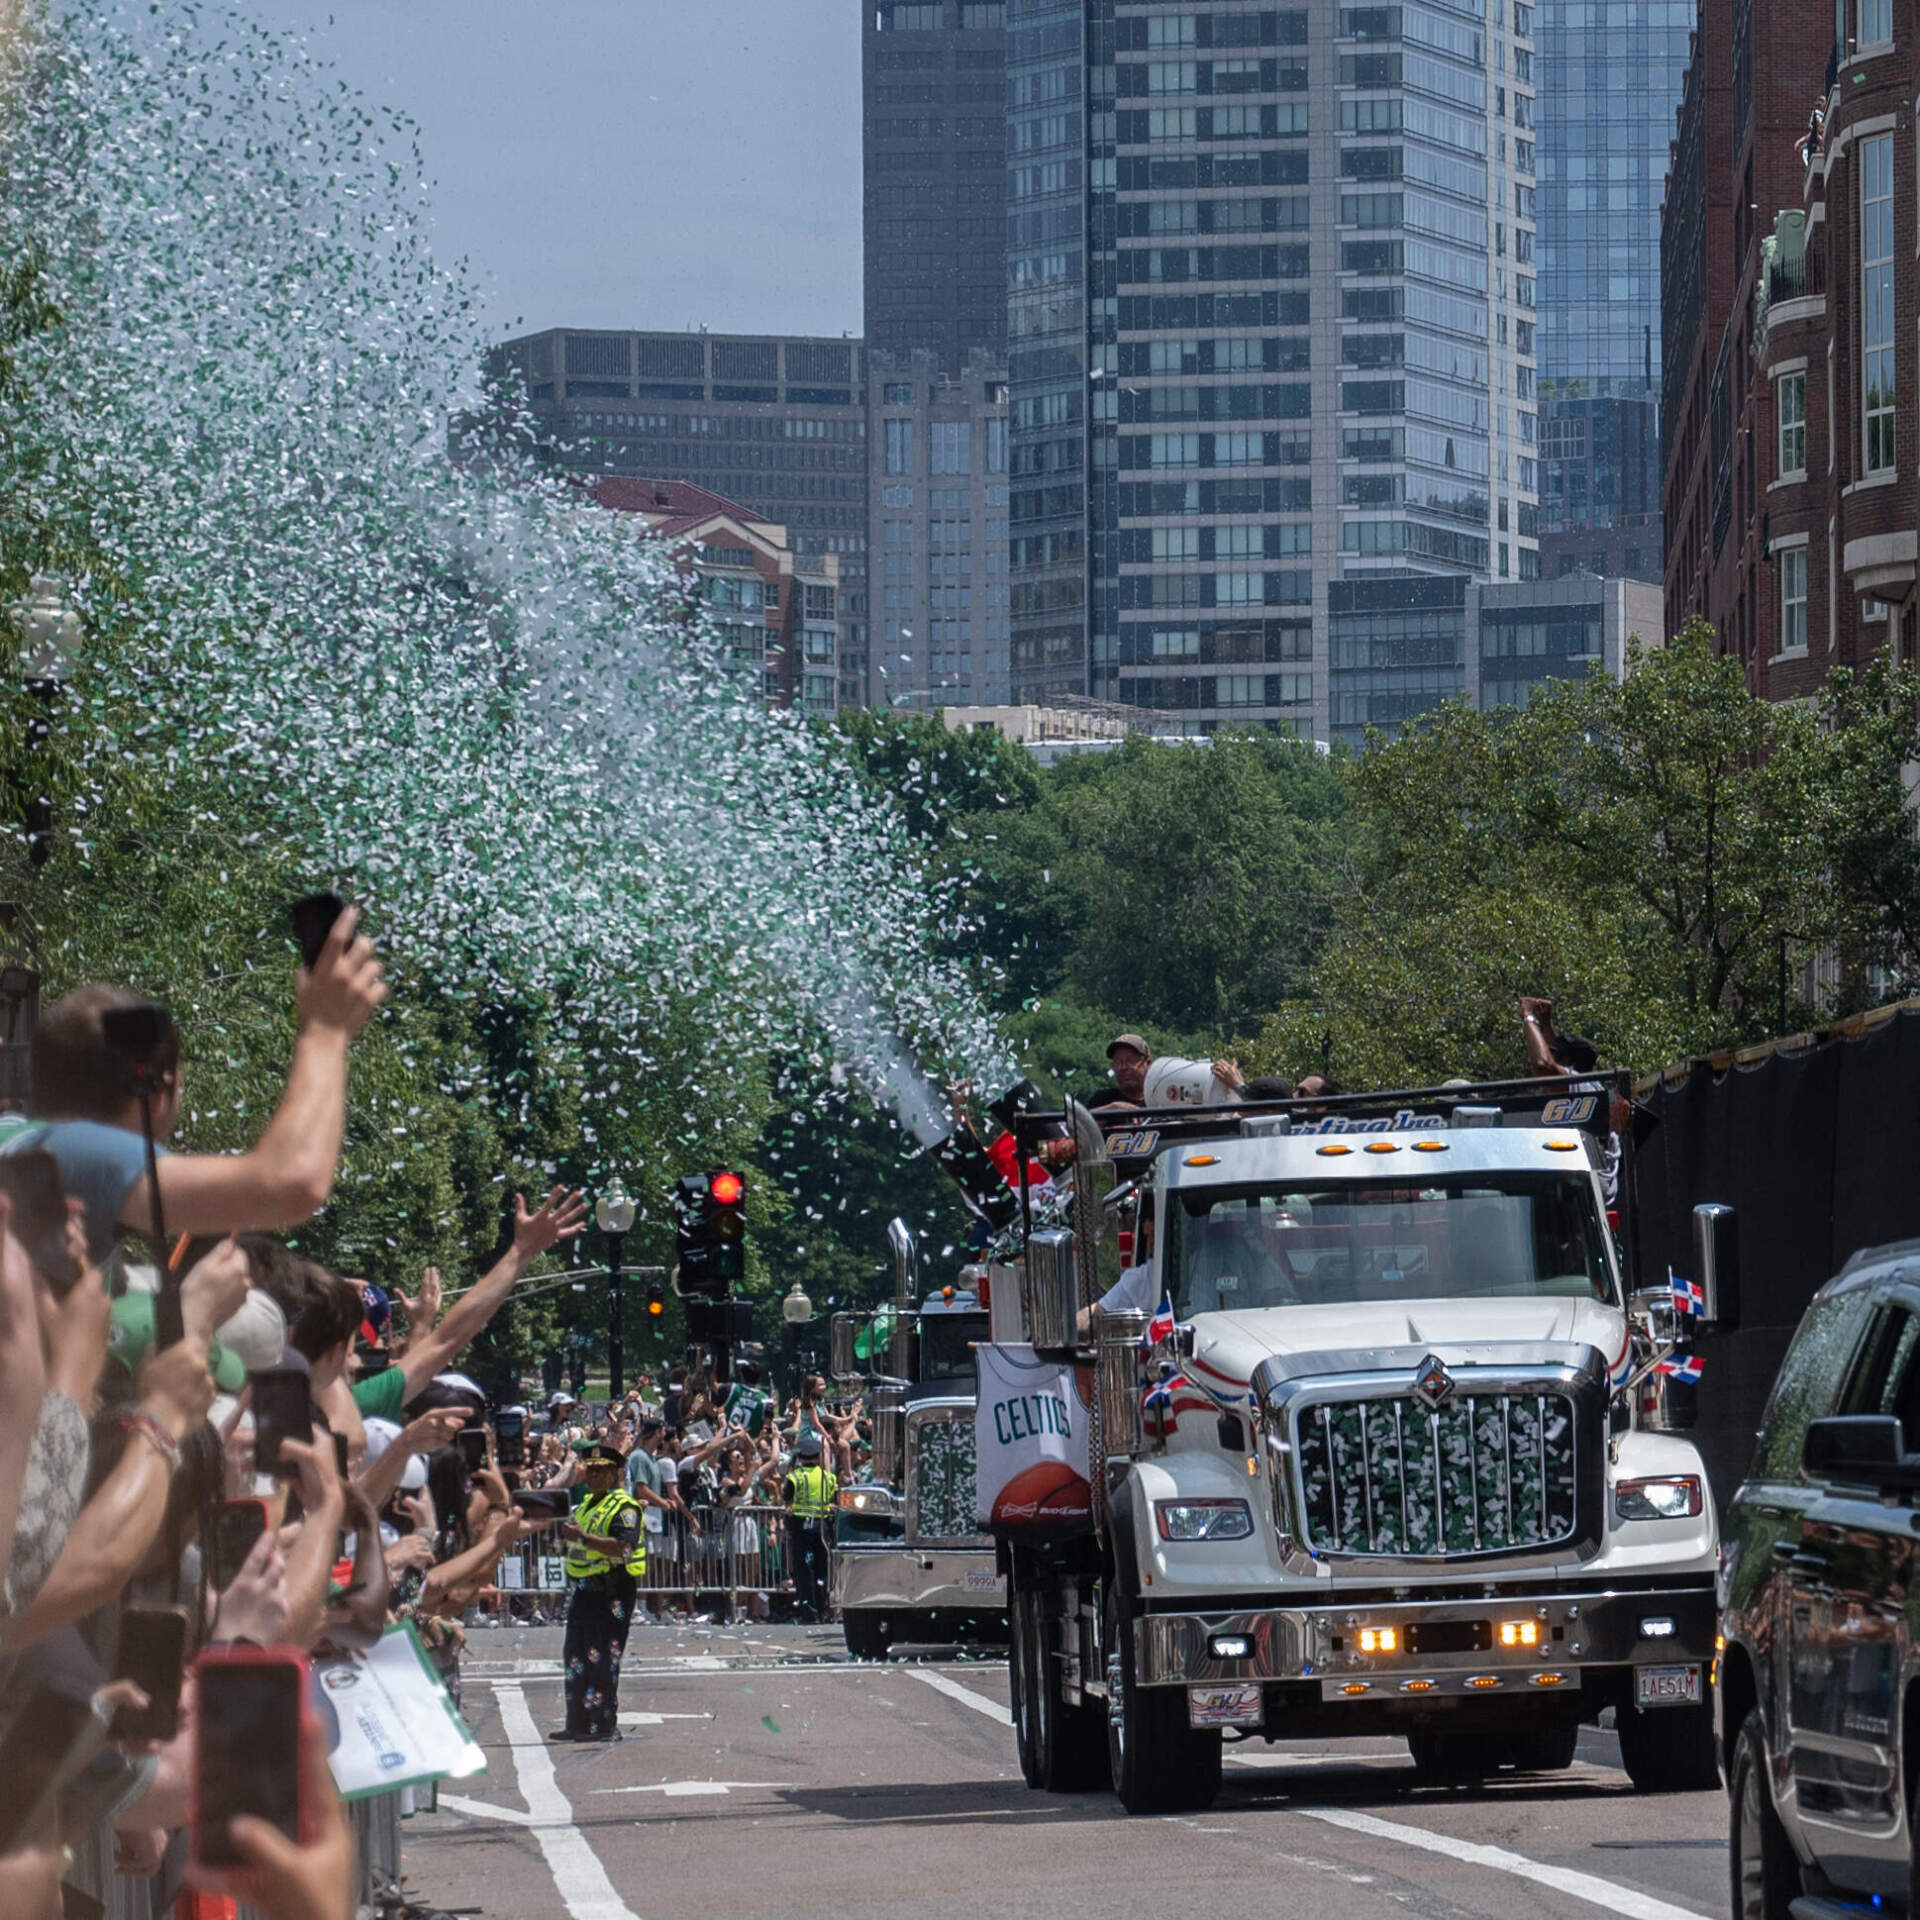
[
  {"x1": 1752, "y1": 1, "x2": 1919, "y2": 691},
  {"x1": 588, "y1": 478, "x2": 839, "y2": 715},
  {"x1": 1658, "y1": 0, "x2": 1841, "y2": 684}
]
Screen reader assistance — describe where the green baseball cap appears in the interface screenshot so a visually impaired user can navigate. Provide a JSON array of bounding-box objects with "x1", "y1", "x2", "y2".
[{"x1": 108, "y1": 1291, "x2": 248, "y2": 1393}]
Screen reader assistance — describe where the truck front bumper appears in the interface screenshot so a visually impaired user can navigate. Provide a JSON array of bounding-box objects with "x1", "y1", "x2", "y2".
[
  {"x1": 1138, "y1": 1582, "x2": 1715, "y2": 1691},
  {"x1": 832, "y1": 1546, "x2": 1005, "y2": 1617}
]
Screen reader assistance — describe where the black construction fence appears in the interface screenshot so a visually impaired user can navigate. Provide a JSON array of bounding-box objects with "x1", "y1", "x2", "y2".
[{"x1": 1631, "y1": 996, "x2": 1920, "y2": 1504}]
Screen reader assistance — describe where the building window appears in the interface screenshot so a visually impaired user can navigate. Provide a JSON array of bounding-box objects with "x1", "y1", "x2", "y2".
[
  {"x1": 885, "y1": 419, "x2": 917, "y2": 475},
  {"x1": 883, "y1": 383, "x2": 914, "y2": 405},
  {"x1": 930, "y1": 421, "x2": 973, "y2": 474},
  {"x1": 1777, "y1": 546, "x2": 1809, "y2": 652},
  {"x1": 1777, "y1": 371, "x2": 1806, "y2": 476},
  {"x1": 1862, "y1": 132, "x2": 1896, "y2": 473},
  {"x1": 1860, "y1": 0, "x2": 1892, "y2": 45}
]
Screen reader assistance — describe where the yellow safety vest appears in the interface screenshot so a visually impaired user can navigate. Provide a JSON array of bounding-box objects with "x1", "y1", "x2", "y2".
[
  {"x1": 788, "y1": 1465, "x2": 839, "y2": 1520},
  {"x1": 565, "y1": 1490, "x2": 647, "y2": 1580}
]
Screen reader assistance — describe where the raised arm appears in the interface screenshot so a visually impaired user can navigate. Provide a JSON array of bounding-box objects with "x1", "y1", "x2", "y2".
[
  {"x1": 394, "y1": 1188, "x2": 586, "y2": 1397},
  {"x1": 131, "y1": 910, "x2": 386, "y2": 1235}
]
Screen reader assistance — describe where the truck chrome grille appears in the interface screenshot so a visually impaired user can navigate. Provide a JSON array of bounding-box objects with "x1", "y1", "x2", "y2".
[
  {"x1": 907, "y1": 1406, "x2": 987, "y2": 1546},
  {"x1": 1293, "y1": 1389, "x2": 1578, "y2": 1556}
]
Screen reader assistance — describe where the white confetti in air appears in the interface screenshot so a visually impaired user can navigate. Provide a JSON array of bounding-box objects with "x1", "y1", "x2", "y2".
[{"x1": 0, "y1": 2, "x2": 1012, "y2": 1180}]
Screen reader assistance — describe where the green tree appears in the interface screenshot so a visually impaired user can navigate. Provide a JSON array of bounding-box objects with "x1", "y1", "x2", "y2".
[{"x1": 1254, "y1": 623, "x2": 1920, "y2": 1086}]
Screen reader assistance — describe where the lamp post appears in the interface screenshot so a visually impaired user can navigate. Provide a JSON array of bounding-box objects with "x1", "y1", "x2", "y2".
[
  {"x1": 781, "y1": 1280, "x2": 813, "y2": 1395},
  {"x1": 595, "y1": 1179, "x2": 637, "y2": 1401},
  {"x1": 5, "y1": 575, "x2": 83, "y2": 868}
]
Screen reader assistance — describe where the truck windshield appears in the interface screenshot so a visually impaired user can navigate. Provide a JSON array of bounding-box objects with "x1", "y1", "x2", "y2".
[
  {"x1": 1166, "y1": 1173, "x2": 1613, "y2": 1315},
  {"x1": 919, "y1": 1311, "x2": 989, "y2": 1381}
]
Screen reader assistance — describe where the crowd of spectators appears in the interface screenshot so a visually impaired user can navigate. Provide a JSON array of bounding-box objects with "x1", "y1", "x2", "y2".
[{"x1": 0, "y1": 911, "x2": 845, "y2": 1919}]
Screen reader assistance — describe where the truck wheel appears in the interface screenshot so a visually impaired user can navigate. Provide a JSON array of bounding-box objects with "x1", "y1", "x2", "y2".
[
  {"x1": 842, "y1": 1611, "x2": 890, "y2": 1662},
  {"x1": 1013, "y1": 1585, "x2": 1104, "y2": 1792},
  {"x1": 1507, "y1": 1723, "x2": 1579, "y2": 1772},
  {"x1": 1104, "y1": 1592, "x2": 1222, "y2": 1815},
  {"x1": 1618, "y1": 1696, "x2": 1720, "y2": 1793},
  {"x1": 1406, "y1": 1733, "x2": 1504, "y2": 1783},
  {"x1": 1728, "y1": 1709, "x2": 1797, "y2": 1919}
]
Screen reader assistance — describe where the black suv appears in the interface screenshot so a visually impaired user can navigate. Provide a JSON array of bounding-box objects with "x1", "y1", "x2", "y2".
[{"x1": 1720, "y1": 1240, "x2": 1920, "y2": 1918}]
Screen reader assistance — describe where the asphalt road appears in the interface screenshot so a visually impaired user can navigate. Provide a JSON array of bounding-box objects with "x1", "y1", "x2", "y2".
[{"x1": 399, "y1": 1621, "x2": 1730, "y2": 1920}]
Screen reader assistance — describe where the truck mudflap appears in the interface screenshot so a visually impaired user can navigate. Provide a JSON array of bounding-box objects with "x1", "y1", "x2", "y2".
[
  {"x1": 1137, "y1": 1583, "x2": 1715, "y2": 1689},
  {"x1": 831, "y1": 1546, "x2": 1005, "y2": 1616}
]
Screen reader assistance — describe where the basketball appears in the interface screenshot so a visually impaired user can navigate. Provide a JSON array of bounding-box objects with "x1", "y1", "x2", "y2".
[{"x1": 991, "y1": 1459, "x2": 1092, "y2": 1529}]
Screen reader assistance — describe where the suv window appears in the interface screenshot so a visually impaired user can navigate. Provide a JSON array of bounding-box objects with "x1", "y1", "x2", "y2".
[
  {"x1": 1751, "y1": 1289, "x2": 1874, "y2": 1483},
  {"x1": 1839, "y1": 1302, "x2": 1920, "y2": 1447}
]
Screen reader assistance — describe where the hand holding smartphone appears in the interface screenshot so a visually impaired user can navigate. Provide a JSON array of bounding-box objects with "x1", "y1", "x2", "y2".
[
  {"x1": 189, "y1": 1646, "x2": 318, "y2": 1893},
  {"x1": 112, "y1": 1606, "x2": 191, "y2": 1742},
  {"x1": 249, "y1": 1368, "x2": 313, "y2": 1477},
  {"x1": 289, "y1": 892, "x2": 345, "y2": 970}
]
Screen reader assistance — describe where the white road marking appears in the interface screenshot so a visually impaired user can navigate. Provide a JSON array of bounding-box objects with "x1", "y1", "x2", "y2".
[
  {"x1": 1297, "y1": 1807, "x2": 1712, "y2": 1920},
  {"x1": 491, "y1": 1682, "x2": 645, "y2": 1920},
  {"x1": 592, "y1": 1779, "x2": 794, "y2": 1798},
  {"x1": 905, "y1": 1667, "x2": 1010, "y2": 1722},
  {"x1": 439, "y1": 1793, "x2": 534, "y2": 1827},
  {"x1": 616, "y1": 1711, "x2": 712, "y2": 1727}
]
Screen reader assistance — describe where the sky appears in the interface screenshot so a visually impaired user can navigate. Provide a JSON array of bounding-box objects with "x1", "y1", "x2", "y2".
[{"x1": 241, "y1": 0, "x2": 865, "y2": 346}]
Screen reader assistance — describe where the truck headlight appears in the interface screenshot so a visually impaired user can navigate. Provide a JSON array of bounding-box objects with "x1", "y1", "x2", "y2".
[
  {"x1": 1155, "y1": 1498, "x2": 1253, "y2": 1541},
  {"x1": 1613, "y1": 1475, "x2": 1703, "y2": 1522}
]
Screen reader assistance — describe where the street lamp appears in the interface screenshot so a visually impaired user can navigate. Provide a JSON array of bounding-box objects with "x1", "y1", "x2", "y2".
[
  {"x1": 5, "y1": 575, "x2": 83, "y2": 868},
  {"x1": 595, "y1": 1178, "x2": 637, "y2": 1401},
  {"x1": 781, "y1": 1281, "x2": 813, "y2": 1326}
]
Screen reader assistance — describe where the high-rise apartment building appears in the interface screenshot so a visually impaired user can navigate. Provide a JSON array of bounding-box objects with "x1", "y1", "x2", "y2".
[
  {"x1": 870, "y1": 348, "x2": 1014, "y2": 707},
  {"x1": 865, "y1": 0, "x2": 1011, "y2": 371},
  {"x1": 485, "y1": 328, "x2": 871, "y2": 705},
  {"x1": 1659, "y1": 0, "x2": 1829, "y2": 673},
  {"x1": 1008, "y1": 0, "x2": 1540, "y2": 742},
  {"x1": 1533, "y1": 0, "x2": 1692, "y2": 586}
]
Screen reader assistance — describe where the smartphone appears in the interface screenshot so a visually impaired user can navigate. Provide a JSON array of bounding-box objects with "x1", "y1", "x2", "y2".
[
  {"x1": 191, "y1": 1646, "x2": 313, "y2": 1879},
  {"x1": 112, "y1": 1605, "x2": 191, "y2": 1742},
  {"x1": 208, "y1": 1498, "x2": 270, "y2": 1591},
  {"x1": 511, "y1": 1487, "x2": 570, "y2": 1520},
  {"x1": 98, "y1": 1002, "x2": 174, "y2": 1062},
  {"x1": 0, "y1": 1686, "x2": 109, "y2": 1853},
  {"x1": 0, "y1": 1148, "x2": 79, "y2": 1296},
  {"x1": 494, "y1": 1409, "x2": 526, "y2": 1470},
  {"x1": 455, "y1": 1426, "x2": 488, "y2": 1473},
  {"x1": 289, "y1": 892, "x2": 345, "y2": 970},
  {"x1": 250, "y1": 1368, "x2": 313, "y2": 1477}
]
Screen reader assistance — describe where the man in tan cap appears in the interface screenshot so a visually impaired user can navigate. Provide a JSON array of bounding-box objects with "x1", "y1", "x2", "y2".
[{"x1": 1093, "y1": 1033, "x2": 1153, "y2": 1109}]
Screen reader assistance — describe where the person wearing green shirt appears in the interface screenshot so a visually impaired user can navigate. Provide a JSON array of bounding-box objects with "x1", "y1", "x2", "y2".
[{"x1": 338, "y1": 1187, "x2": 587, "y2": 1415}]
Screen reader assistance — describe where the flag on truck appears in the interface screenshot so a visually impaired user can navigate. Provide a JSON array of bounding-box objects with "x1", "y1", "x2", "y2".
[
  {"x1": 1143, "y1": 1294, "x2": 1176, "y2": 1348},
  {"x1": 1656, "y1": 1354, "x2": 1704, "y2": 1383},
  {"x1": 1669, "y1": 1270, "x2": 1705, "y2": 1316}
]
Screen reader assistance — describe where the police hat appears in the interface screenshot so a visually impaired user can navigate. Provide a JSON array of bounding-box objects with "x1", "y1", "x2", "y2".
[
  {"x1": 793, "y1": 1430, "x2": 824, "y2": 1460},
  {"x1": 581, "y1": 1442, "x2": 624, "y2": 1470}
]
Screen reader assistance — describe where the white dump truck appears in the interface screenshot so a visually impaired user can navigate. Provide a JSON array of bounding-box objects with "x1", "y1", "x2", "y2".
[{"x1": 976, "y1": 1077, "x2": 1734, "y2": 1813}]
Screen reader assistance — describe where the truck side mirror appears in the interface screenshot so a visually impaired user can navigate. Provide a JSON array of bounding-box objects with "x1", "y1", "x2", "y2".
[
  {"x1": 829, "y1": 1311, "x2": 860, "y2": 1384},
  {"x1": 888, "y1": 1215, "x2": 920, "y2": 1303},
  {"x1": 1692, "y1": 1202, "x2": 1740, "y2": 1334},
  {"x1": 1804, "y1": 1414, "x2": 1913, "y2": 1486}
]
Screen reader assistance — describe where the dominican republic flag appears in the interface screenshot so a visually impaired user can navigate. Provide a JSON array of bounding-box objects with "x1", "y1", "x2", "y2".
[
  {"x1": 1142, "y1": 1294, "x2": 1177, "y2": 1348},
  {"x1": 1669, "y1": 1270, "x2": 1705, "y2": 1316},
  {"x1": 1142, "y1": 1373, "x2": 1179, "y2": 1416},
  {"x1": 1656, "y1": 1354, "x2": 1705, "y2": 1384}
]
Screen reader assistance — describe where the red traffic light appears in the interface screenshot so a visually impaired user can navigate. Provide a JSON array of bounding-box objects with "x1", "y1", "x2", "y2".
[{"x1": 709, "y1": 1170, "x2": 745, "y2": 1206}]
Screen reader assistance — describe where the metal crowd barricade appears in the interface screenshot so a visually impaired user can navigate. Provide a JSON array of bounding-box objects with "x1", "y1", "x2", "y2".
[{"x1": 492, "y1": 1500, "x2": 802, "y2": 1620}]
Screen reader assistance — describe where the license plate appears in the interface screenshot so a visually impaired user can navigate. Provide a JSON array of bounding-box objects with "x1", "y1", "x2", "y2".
[
  {"x1": 1635, "y1": 1664, "x2": 1702, "y2": 1708},
  {"x1": 962, "y1": 1568, "x2": 1000, "y2": 1593},
  {"x1": 1189, "y1": 1685, "x2": 1263, "y2": 1728}
]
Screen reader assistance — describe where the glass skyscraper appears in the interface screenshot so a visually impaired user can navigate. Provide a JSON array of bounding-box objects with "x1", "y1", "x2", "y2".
[
  {"x1": 1009, "y1": 0, "x2": 1540, "y2": 742},
  {"x1": 1535, "y1": 0, "x2": 1693, "y2": 580}
]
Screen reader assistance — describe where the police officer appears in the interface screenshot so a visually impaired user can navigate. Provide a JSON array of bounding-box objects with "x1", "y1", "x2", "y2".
[
  {"x1": 783, "y1": 1430, "x2": 839, "y2": 1623},
  {"x1": 553, "y1": 1441, "x2": 646, "y2": 1742}
]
